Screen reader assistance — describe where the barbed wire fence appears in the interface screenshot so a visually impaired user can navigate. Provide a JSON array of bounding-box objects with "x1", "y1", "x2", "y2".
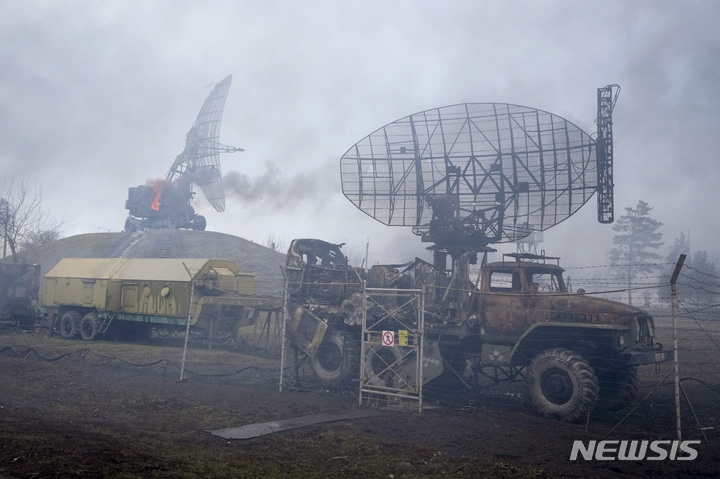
[
  {"x1": 2, "y1": 258, "x2": 719, "y2": 444},
  {"x1": 279, "y1": 258, "x2": 720, "y2": 445}
]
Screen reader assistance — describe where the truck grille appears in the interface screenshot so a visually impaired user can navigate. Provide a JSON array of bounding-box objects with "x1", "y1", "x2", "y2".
[{"x1": 636, "y1": 315, "x2": 653, "y2": 345}]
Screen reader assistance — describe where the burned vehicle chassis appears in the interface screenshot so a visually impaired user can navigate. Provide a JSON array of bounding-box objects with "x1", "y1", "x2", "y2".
[{"x1": 284, "y1": 238, "x2": 672, "y2": 422}]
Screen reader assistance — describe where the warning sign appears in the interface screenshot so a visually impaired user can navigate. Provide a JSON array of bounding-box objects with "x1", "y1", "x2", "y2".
[
  {"x1": 382, "y1": 331, "x2": 395, "y2": 346},
  {"x1": 398, "y1": 330, "x2": 408, "y2": 346}
]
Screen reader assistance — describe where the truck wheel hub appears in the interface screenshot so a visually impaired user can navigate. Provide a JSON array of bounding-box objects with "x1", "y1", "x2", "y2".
[{"x1": 540, "y1": 368, "x2": 574, "y2": 405}]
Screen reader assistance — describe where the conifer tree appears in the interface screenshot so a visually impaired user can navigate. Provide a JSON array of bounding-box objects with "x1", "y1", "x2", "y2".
[{"x1": 608, "y1": 200, "x2": 664, "y2": 305}]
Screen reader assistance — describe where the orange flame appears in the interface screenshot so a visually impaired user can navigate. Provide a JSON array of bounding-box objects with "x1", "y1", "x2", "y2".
[{"x1": 150, "y1": 180, "x2": 167, "y2": 211}]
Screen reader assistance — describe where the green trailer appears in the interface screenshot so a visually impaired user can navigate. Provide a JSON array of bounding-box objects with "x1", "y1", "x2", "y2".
[{"x1": 42, "y1": 257, "x2": 282, "y2": 343}]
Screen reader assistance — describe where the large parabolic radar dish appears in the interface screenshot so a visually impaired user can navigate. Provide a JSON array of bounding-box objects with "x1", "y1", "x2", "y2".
[
  {"x1": 340, "y1": 99, "x2": 611, "y2": 252},
  {"x1": 166, "y1": 74, "x2": 238, "y2": 213}
]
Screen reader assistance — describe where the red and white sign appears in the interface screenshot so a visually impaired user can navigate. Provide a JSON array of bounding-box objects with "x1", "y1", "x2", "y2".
[{"x1": 382, "y1": 330, "x2": 395, "y2": 346}]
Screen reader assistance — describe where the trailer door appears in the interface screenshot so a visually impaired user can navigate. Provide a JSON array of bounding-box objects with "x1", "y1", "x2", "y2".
[{"x1": 121, "y1": 282, "x2": 138, "y2": 311}]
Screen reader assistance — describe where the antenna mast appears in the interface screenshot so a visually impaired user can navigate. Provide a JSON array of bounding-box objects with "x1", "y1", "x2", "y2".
[{"x1": 596, "y1": 84, "x2": 620, "y2": 224}]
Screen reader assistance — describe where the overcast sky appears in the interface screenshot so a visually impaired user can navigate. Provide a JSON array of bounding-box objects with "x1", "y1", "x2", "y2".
[{"x1": 1, "y1": 0, "x2": 718, "y2": 268}]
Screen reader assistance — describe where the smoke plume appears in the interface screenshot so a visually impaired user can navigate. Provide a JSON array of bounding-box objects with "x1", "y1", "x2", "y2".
[{"x1": 223, "y1": 161, "x2": 327, "y2": 209}]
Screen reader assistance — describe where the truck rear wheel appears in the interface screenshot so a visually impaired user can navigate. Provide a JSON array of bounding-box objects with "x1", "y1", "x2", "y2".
[
  {"x1": 311, "y1": 330, "x2": 359, "y2": 383},
  {"x1": 80, "y1": 312, "x2": 100, "y2": 341},
  {"x1": 192, "y1": 215, "x2": 207, "y2": 231},
  {"x1": 59, "y1": 311, "x2": 81, "y2": 339},
  {"x1": 526, "y1": 348, "x2": 599, "y2": 422}
]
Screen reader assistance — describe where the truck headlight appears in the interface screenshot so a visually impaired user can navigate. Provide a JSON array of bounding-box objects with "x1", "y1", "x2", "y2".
[{"x1": 618, "y1": 333, "x2": 626, "y2": 347}]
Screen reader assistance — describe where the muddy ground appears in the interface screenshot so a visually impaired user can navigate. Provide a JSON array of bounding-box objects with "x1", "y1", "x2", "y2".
[{"x1": 1, "y1": 325, "x2": 719, "y2": 479}]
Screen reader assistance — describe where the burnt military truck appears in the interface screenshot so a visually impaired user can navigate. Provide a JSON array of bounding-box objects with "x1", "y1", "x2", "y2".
[
  {"x1": 42, "y1": 257, "x2": 281, "y2": 344},
  {"x1": 284, "y1": 238, "x2": 673, "y2": 422},
  {"x1": 0, "y1": 263, "x2": 41, "y2": 326}
]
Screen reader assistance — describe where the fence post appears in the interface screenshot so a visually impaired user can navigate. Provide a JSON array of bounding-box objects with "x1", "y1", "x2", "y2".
[
  {"x1": 670, "y1": 253, "x2": 686, "y2": 440},
  {"x1": 279, "y1": 266, "x2": 288, "y2": 393},
  {"x1": 179, "y1": 262, "x2": 195, "y2": 382}
]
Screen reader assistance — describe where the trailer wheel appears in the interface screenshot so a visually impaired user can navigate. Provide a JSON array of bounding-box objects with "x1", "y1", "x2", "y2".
[
  {"x1": 526, "y1": 348, "x2": 599, "y2": 422},
  {"x1": 597, "y1": 365, "x2": 639, "y2": 411},
  {"x1": 59, "y1": 311, "x2": 81, "y2": 339},
  {"x1": 80, "y1": 312, "x2": 100, "y2": 341},
  {"x1": 311, "y1": 330, "x2": 359, "y2": 383}
]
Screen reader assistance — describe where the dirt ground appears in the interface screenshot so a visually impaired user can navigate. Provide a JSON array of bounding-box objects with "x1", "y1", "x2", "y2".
[{"x1": 1, "y1": 325, "x2": 719, "y2": 479}]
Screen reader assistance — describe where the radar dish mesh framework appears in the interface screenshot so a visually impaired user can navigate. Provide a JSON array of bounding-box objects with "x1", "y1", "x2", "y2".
[
  {"x1": 166, "y1": 74, "x2": 239, "y2": 212},
  {"x1": 341, "y1": 102, "x2": 600, "y2": 250}
]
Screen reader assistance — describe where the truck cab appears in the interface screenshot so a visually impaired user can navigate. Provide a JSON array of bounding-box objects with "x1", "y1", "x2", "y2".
[{"x1": 476, "y1": 254, "x2": 668, "y2": 370}]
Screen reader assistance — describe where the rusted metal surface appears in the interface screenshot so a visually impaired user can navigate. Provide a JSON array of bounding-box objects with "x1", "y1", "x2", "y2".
[
  {"x1": 279, "y1": 237, "x2": 677, "y2": 421},
  {"x1": 476, "y1": 259, "x2": 650, "y2": 334},
  {"x1": 284, "y1": 238, "x2": 668, "y2": 377},
  {"x1": 286, "y1": 238, "x2": 359, "y2": 306}
]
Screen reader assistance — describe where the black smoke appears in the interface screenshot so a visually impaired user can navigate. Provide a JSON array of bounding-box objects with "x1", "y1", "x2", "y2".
[{"x1": 223, "y1": 161, "x2": 330, "y2": 209}]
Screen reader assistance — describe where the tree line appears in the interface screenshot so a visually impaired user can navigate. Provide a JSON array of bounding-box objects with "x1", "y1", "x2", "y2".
[{"x1": 608, "y1": 200, "x2": 718, "y2": 307}]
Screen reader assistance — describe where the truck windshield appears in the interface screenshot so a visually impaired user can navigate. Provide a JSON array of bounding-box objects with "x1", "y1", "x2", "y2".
[{"x1": 527, "y1": 271, "x2": 565, "y2": 293}]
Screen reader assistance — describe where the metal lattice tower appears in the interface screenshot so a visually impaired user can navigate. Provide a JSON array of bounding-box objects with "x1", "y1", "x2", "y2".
[{"x1": 596, "y1": 84, "x2": 620, "y2": 224}]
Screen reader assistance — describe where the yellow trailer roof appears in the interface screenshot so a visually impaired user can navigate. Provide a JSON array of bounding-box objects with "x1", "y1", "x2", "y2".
[
  {"x1": 44, "y1": 258, "x2": 236, "y2": 282},
  {"x1": 44, "y1": 258, "x2": 128, "y2": 280}
]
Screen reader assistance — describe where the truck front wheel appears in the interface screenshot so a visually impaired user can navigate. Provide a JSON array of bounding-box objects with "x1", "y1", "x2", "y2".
[{"x1": 526, "y1": 348, "x2": 599, "y2": 422}]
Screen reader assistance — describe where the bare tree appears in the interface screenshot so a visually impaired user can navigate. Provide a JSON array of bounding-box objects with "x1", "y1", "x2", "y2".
[
  {"x1": 0, "y1": 174, "x2": 68, "y2": 262},
  {"x1": 264, "y1": 233, "x2": 285, "y2": 253}
]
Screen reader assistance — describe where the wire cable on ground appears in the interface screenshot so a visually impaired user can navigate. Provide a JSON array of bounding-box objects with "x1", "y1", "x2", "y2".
[{"x1": 0, "y1": 344, "x2": 286, "y2": 378}]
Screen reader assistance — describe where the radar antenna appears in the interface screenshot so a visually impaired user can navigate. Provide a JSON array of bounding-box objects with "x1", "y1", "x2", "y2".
[
  {"x1": 340, "y1": 87, "x2": 618, "y2": 267},
  {"x1": 124, "y1": 75, "x2": 242, "y2": 232},
  {"x1": 166, "y1": 74, "x2": 243, "y2": 212}
]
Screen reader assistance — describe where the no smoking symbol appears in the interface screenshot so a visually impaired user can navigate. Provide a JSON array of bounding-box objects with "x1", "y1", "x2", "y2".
[{"x1": 382, "y1": 331, "x2": 395, "y2": 346}]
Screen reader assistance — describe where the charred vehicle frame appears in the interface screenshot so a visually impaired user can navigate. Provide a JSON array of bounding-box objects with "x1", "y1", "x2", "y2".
[{"x1": 284, "y1": 238, "x2": 673, "y2": 422}]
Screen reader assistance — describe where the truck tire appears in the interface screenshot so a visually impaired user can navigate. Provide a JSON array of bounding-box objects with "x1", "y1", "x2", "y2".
[
  {"x1": 124, "y1": 217, "x2": 136, "y2": 232},
  {"x1": 80, "y1": 312, "x2": 100, "y2": 341},
  {"x1": 597, "y1": 365, "x2": 639, "y2": 411},
  {"x1": 59, "y1": 311, "x2": 81, "y2": 339},
  {"x1": 311, "y1": 330, "x2": 359, "y2": 383},
  {"x1": 364, "y1": 344, "x2": 405, "y2": 389},
  {"x1": 192, "y1": 215, "x2": 207, "y2": 231},
  {"x1": 526, "y1": 348, "x2": 599, "y2": 422}
]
